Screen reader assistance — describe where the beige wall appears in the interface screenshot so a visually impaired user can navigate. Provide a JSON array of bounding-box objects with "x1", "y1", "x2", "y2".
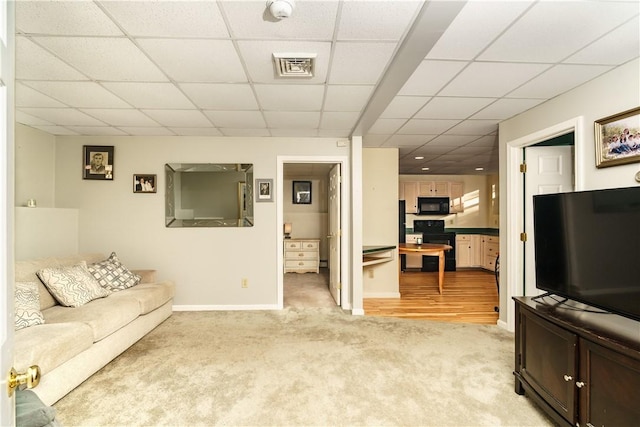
[
  {"x1": 363, "y1": 148, "x2": 399, "y2": 297},
  {"x1": 15, "y1": 133, "x2": 351, "y2": 308},
  {"x1": 15, "y1": 124, "x2": 56, "y2": 208}
]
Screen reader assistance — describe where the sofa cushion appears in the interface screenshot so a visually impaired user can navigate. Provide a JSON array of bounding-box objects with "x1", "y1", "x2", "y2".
[
  {"x1": 36, "y1": 262, "x2": 110, "y2": 307},
  {"x1": 108, "y1": 281, "x2": 175, "y2": 314},
  {"x1": 14, "y1": 322, "x2": 94, "y2": 374},
  {"x1": 43, "y1": 296, "x2": 140, "y2": 342},
  {"x1": 15, "y1": 282, "x2": 45, "y2": 330},
  {"x1": 88, "y1": 252, "x2": 141, "y2": 292}
]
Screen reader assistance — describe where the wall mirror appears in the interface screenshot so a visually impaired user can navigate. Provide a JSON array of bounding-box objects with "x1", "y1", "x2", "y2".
[{"x1": 165, "y1": 163, "x2": 254, "y2": 227}]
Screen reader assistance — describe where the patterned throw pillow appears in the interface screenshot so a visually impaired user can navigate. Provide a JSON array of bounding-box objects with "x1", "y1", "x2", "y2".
[
  {"x1": 88, "y1": 252, "x2": 141, "y2": 292},
  {"x1": 36, "y1": 262, "x2": 111, "y2": 307},
  {"x1": 15, "y1": 282, "x2": 45, "y2": 330}
]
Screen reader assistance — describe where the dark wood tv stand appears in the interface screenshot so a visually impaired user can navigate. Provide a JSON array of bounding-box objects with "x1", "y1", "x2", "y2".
[{"x1": 513, "y1": 296, "x2": 640, "y2": 426}]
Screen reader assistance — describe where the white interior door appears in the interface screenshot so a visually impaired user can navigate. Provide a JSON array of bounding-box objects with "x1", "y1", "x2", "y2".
[
  {"x1": 523, "y1": 145, "x2": 574, "y2": 296},
  {"x1": 328, "y1": 164, "x2": 341, "y2": 305},
  {"x1": 1, "y1": 0, "x2": 14, "y2": 422}
]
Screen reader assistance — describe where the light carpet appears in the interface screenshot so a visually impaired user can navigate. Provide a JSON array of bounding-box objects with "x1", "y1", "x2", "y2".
[{"x1": 53, "y1": 307, "x2": 553, "y2": 426}]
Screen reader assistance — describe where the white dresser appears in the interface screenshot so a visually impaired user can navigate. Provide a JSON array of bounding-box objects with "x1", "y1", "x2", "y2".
[{"x1": 284, "y1": 239, "x2": 320, "y2": 274}]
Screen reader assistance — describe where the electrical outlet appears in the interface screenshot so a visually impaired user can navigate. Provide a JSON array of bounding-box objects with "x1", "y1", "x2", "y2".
[{"x1": 241, "y1": 278, "x2": 248, "y2": 288}]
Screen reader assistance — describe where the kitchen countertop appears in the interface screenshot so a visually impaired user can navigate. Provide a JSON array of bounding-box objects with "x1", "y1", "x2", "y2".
[{"x1": 406, "y1": 228, "x2": 499, "y2": 236}]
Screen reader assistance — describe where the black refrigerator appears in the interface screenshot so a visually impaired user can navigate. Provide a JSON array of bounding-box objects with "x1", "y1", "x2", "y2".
[{"x1": 399, "y1": 200, "x2": 406, "y2": 271}]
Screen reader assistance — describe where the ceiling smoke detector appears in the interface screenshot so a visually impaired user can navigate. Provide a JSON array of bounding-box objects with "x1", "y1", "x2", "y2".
[
  {"x1": 273, "y1": 53, "x2": 316, "y2": 77},
  {"x1": 267, "y1": 0, "x2": 295, "y2": 20}
]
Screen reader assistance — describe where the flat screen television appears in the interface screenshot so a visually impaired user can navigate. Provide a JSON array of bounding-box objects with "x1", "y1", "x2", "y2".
[{"x1": 533, "y1": 186, "x2": 640, "y2": 322}]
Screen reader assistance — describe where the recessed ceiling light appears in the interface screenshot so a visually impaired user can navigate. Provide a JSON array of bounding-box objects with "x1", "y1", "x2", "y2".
[
  {"x1": 421, "y1": 167, "x2": 430, "y2": 171},
  {"x1": 475, "y1": 167, "x2": 484, "y2": 171},
  {"x1": 414, "y1": 156, "x2": 424, "y2": 160}
]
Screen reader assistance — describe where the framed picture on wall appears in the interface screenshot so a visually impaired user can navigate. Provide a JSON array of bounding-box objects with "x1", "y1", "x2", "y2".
[
  {"x1": 292, "y1": 180, "x2": 311, "y2": 204},
  {"x1": 256, "y1": 178, "x2": 273, "y2": 202},
  {"x1": 83, "y1": 145, "x2": 114, "y2": 180},
  {"x1": 595, "y1": 107, "x2": 640, "y2": 168},
  {"x1": 133, "y1": 174, "x2": 157, "y2": 193}
]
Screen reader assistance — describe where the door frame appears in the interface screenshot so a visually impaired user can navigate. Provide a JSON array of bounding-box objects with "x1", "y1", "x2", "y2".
[
  {"x1": 501, "y1": 117, "x2": 584, "y2": 332},
  {"x1": 277, "y1": 155, "x2": 350, "y2": 311}
]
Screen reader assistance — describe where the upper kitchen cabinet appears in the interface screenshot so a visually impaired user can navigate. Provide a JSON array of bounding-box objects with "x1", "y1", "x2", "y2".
[
  {"x1": 399, "y1": 180, "x2": 465, "y2": 215},
  {"x1": 400, "y1": 181, "x2": 419, "y2": 213},
  {"x1": 418, "y1": 181, "x2": 449, "y2": 197}
]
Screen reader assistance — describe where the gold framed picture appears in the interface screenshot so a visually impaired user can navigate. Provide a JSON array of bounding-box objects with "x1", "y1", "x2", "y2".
[{"x1": 595, "y1": 107, "x2": 640, "y2": 168}]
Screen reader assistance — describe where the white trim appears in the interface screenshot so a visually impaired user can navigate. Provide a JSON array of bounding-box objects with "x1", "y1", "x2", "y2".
[
  {"x1": 351, "y1": 308, "x2": 365, "y2": 316},
  {"x1": 277, "y1": 155, "x2": 351, "y2": 312},
  {"x1": 363, "y1": 292, "x2": 401, "y2": 298},
  {"x1": 173, "y1": 304, "x2": 280, "y2": 311},
  {"x1": 502, "y1": 116, "x2": 583, "y2": 332},
  {"x1": 497, "y1": 319, "x2": 509, "y2": 331}
]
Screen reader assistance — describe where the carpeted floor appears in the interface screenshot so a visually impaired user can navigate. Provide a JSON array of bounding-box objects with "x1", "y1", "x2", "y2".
[{"x1": 52, "y1": 278, "x2": 554, "y2": 427}]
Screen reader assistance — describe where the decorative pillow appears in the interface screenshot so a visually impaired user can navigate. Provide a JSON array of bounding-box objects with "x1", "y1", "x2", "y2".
[
  {"x1": 15, "y1": 282, "x2": 45, "y2": 330},
  {"x1": 88, "y1": 252, "x2": 141, "y2": 292},
  {"x1": 36, "y1": 262, "x2": 111, "y2": 307}
]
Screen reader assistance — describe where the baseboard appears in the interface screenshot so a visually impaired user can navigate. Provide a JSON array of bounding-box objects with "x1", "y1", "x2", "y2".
[
  {"x1": 174, "y1": 304, "x2": 281, "y2": 311},
  {"x1": 363, "y1": 292, "x2": 401, "y2": 298},
  {"x1": 351, "y1": 308, "x2": 365, "y2": 316},
  {"x1": 497, "y1": 319, "x2": 510, "y2": 331}
]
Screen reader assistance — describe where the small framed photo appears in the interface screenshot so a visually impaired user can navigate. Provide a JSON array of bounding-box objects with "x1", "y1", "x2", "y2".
[
  {"x1": 256, "y1": 178, "x2": 273, "y2": 202},
  {"x1": 595, "y1": 107, "x2": 640, "y2": 168},
  {"x1": 292, "y1": 180, "x2": 312, "y2": 204},
  {"x1": 83, "y1": 145, "x2": 114, "y2": 180},
  {"x1": 133, "y1": 174, "x2": 157, "y2": 193}
]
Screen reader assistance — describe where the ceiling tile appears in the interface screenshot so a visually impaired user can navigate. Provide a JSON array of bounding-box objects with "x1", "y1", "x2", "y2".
[
  {"x1": 426, "y1": 135, "x2": 480, "y2": 147},
  {"x1": 36, "y1": 37, "x2": 167, "y2": 81},
  {"x1": 263, "y1": 112, "x2": 320, "y2": 128},
  {"x1": 337, "y1": 1, "x2": 422, "y2": 41},
  {"x1": 449, "y1": 145, "x2": 497, "y2": 155},
  {"x1": 271, "y1": 129, "x2": 319, "y2": 137},
  {"x1": 220, "y1": 128, "x2": 271, "y2": 137},
  {"x1": 318, "y1": 129, "x2": 351, "y2": 138},
  {"x1": 238, "y1": 40, "x2": 331, "y2": 84},
  {"x1": 169, "y1": 128, "x2": 223, "y2": 137},
  {"x1": 141, "y1": 110, "x2": 212, "y2": 128},
  {"x1": 427, "y1": 1, "x2": 534, "y2": 60},
  {"x1": 15, "y1": 111, "x2": 54, "y2": 126},
  {"x1": 179, "y1": 84, "x2": 259, "y2": 110},
  {"x1": 367, "y1": 119, "x2": 407, "y2": 134},
  {"x1": 138, "y1": 39, "x2": 246, "y2": 83},
  {"x1": 362, "y1": 134, "x2": 391, "y2": 146},
  {"x1": 16, "y1": 83, "x2": 66, "y2": 108},
  {"x1": 255, "y1": 85, "x2": 325, "y2": 111},
  {"x1": 324, "y1": 85, "x2": 374, "y2": 112},
  {"x1": 470, "y1": 98, "x2": 544, "y2": 120},
  {"x1": 410, "y1": 145, "x2": 457, "y2": 156},
  {"x1": 329, "y1": 42, "x2": 398, "y2": 84},
  {"x1": 398, "y1": 119, "x2": 461, "y2": 134},
  {"x1": 16, "y1": 37, "x2": 89, "y2": 81},
  {"x1": 380, "y1": 96, "x2": 431, "y2": 119},
  {"x1": 445, "y1": 120, "x2": 499, "y2": 136},
  {"x1": 204, "y1": 111, "x2": 266, "y2": 128},
  {"x1": 31, "y1": 125, "x2": 78, "y2": 136},
  {"x1": 222, "y1": 1, "x2": 337, "y2": 39},
  {"x1": 439, "y1": 62, "x2": 551, "y2": 97},
  {"x1": 384, "y1": 134, "x2": 437, "y2": 146},
  {"x1": 79, "y1": 109, "x2": 160, "y2": 127},
  {"x1": 99, "y1": 1, "x2": 229, "y2": 38},
  {"x1": 414, "y1": 97, "x2": 495, "y2": 120},
  {"x1": 118, "y1": 127, "x2": 176, "y2": 136},
  {"x1": 66, "y1": 126, "x2": 127, "y2": 136},
  {"x1": 101, "y1": 83, "x2": 196, "y2": 109},
  {"x1": 16, "y1": 1, "x2": 122, "y2": 35},
  {"x1": 467, "y1": 135, "x2": 499, "y2": 147},
  {"x1": 479, "y1": 1, "x2": 639, "y2": 63},
  {"x1": 566, "y1": 16, "x2": 640, "y2": 65},
  {"x1": 24, "y1": 81, "x2": 130, "y2": 108},
  {"x1": 398, "y1": 60, "x2": 468, "y2": 96},
  {"x1": 320, "y1": 112, "x2": 360, "y2": 130},
  {"x1": 18, "y1": 108, "x2": 107, "y2": 126},
  {"x1": 508, "y1": 64, "x2": 614, "y2": 99}
]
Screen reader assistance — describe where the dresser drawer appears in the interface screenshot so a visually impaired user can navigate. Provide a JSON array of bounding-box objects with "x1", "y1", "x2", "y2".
[
  {"x1": 284, "y1": 241, "x2": 302, "y2": 250},
  {"x1": 299, "y1": 240, "x2": 319, "y2": 250},
  {"x1": 285, "y1": 260, "x2": 318, "y2": 269},
  {"x1": 285, "y1": 251, "x2": 318, "y2": 260}
]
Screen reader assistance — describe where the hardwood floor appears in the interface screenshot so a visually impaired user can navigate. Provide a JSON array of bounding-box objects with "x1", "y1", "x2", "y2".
[{"x1": 364, "y1": 268, "x2": 499, "y2": 325}]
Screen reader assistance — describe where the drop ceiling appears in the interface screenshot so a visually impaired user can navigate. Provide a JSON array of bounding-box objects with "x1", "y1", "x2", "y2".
[{"x1": 15, "y1": 0, "x2": 640, "y2": 175}]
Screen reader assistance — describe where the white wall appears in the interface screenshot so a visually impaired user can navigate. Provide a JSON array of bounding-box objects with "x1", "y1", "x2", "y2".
[
  {"x1": 14, "y1": 207, "x2": 78, "y2": 260},
  {"x1": 15, "y1": 124, "x2": 55, "y2": 208},
  {"x1": 400, "y1": 174, "x2": 492, "y2": 228},
  {"x1": 40, "y1": 135, "x2": 350, "y2": 308},
  {"x1": 498, "y1": 58, "x2": 640, "y2": 328},
  {"x1": 363, "y1": 148, "x2": 399, "y2": 297}
]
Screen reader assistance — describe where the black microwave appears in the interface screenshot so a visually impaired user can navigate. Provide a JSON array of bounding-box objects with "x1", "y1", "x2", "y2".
[{"x1": 417, "y1": 197, "x2": 450, "y2": 215}]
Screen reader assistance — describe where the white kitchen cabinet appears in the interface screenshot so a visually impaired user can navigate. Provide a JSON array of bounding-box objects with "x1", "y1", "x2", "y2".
[
  {"x1": 418, "y1": 181, "x2": 449, "y2": 197},
  {"x1": 482, "y1": 235, "x2": 499, "y2": 271},
  {"x1": 400, "y1": 181, "x2": 419, "y2": 213},
  {"x1": 456, "y1": 234, "x2": 482, "y2": 268}
]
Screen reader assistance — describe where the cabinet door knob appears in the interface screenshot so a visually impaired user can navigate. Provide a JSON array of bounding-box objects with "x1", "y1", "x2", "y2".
[
  {"x1": 576, "y1": 381, "x2": 585, "y2": 388},
  {"x1": 563, "y1": 375, "x2": 573, "y2": 382},
  {"x1": 298, "y1": 253, "x2": 304, "y2": 257}
]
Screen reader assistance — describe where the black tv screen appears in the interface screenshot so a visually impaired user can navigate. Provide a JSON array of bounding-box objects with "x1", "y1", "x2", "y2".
[{"x1": 533, "y1": 186, "x2": 640, "y2": 321}]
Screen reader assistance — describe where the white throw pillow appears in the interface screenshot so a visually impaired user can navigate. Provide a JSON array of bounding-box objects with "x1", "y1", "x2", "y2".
[
  {"x1": 88, "y1": 252, "x2": 141, "y2": 291},
  {"x1": 37, "y1": 261, "x2": 111, "y2": 307},
  {"x1": 15, "y1": 281, "x2": 45, "y2": 330}
]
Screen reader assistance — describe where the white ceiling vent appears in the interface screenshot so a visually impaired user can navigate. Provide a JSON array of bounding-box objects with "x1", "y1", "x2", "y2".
[{"x1": 273, "y1": 53, "x2": 316, "y2": 77}]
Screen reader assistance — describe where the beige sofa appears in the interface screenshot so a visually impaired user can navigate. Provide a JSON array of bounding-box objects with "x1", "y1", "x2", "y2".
[{"x1": 14, "y1": 253, "x2": 175, "y2": 406}]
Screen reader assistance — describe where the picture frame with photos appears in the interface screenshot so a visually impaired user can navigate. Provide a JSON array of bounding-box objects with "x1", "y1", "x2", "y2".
[{"x1": 83, "y1": 145, "x2": 114, "y2": 180}]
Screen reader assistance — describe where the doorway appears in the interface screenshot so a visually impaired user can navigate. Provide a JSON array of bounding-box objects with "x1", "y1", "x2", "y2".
[{"x1": 278, "y1": 157, "x2": 349, "y2": 311}]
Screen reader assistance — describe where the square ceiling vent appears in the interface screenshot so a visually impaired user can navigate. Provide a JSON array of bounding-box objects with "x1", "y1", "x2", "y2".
[{"x1": 273, "y1": 53, "x2": 316, "y2": 77}]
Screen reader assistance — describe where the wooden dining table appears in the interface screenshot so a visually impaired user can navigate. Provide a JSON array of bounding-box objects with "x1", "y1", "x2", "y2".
[{"x1": 398, "y1": 243, "x2": 453, "y2": 294}]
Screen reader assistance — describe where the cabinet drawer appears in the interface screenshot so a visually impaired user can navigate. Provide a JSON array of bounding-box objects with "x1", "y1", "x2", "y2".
[
  {"x1": 299, "y1": 241, "x2": 319, "y2": 250},
  {"x1": 456, "y1": 235, "x2": 472, "y2": 242},
  {"x1": 285, "y1": 260, "x2": 318, "y2": 269},
  {"x1": 285, "y1": 251, "x2": 318, "y2": 260},
  {"x1": 484, "y1": 255, "x2": 497, "y2": 270},
  {"x1": 485, "y1": 242, "x2": 499, "y2": 257},
  {"x1": 483, "y1": 235, "x2": 499, "y2": 244},
  {"x1": 284, "y1": 241, "x2": 302, "y2": 250}
]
